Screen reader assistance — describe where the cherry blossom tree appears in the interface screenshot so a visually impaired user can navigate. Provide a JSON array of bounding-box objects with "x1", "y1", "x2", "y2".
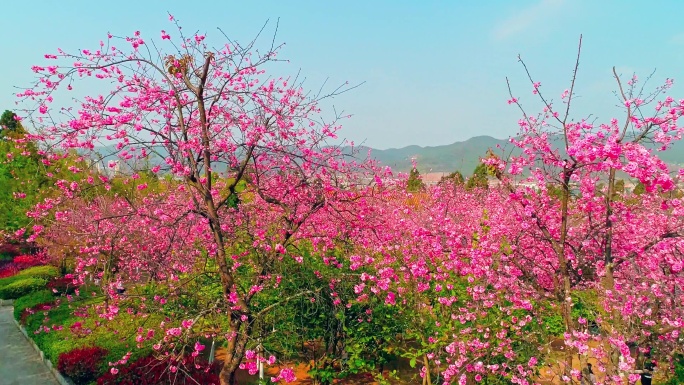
[
  {"x1": 347, "y1": 37, "x2": 684, "y2": 384},
  {"x1": 17, "y1": 15, "x2": 684, "y2": 385},
  {"x1": 481, "y1": 36, "x2": 684, "y2": 383},
  {"x1": 20, "y1": 16, "x2": 371, "y2": 384}
]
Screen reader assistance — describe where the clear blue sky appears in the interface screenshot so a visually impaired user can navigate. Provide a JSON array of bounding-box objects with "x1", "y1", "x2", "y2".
[{"x1": 2, "y1": 0, "x2": 684, "y2": 149}]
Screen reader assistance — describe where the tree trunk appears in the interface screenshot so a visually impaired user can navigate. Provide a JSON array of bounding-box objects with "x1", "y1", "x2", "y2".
[
  {"x1": 423, "y1": 355, "x2": 432, "y2": 385},
  {"x1": 219, "y1": 319, "x2": 251, "y2": 385},
  {"x1": 602, "y1": 168, "x2": 621, "y2": 379},
  {"x1": 578, "y1": 354, "x2": 588, "y2": 385},
  {"x1": 558, "y1": 168, "x2": 575, "y2": 379}
]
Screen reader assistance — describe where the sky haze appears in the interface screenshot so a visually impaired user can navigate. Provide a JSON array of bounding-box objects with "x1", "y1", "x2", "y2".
[{"x1": 2, "y1": 0, "x2": 683, "y2": 149}]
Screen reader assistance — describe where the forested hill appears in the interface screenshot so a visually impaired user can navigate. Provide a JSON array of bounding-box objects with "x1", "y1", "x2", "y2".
[
  {"x1": 91, "y1": 134, "x2": 684, "y2": 175},
  {"x1": 358, "y1": 135, "x2": 684, "y2": 173},
  {"x1": 355, "y1": 136, "x2": 510, "y2": 173}
]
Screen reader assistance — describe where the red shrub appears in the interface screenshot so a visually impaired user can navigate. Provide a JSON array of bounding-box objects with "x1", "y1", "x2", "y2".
[
  {"x1": 0, "y1": 254, "x2": 44, "y2": 278},
  {"x1": 58, "y1": 347, "x2": 108, "y2": 385},
  {"x1": 96, "y1": 356, "x2": 221, "y2": 385},
  {"x1": 13, "y1": 255, "x2": 43, "y2": 268},
  {"x1": 0, "y1": 263, "x2": 19, "y2": 278},
  {"x1": 47, "y1": 277, "x2": 79, "y2": 295}
]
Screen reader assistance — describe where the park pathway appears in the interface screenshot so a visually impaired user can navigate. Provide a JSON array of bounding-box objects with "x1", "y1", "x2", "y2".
[{"x1": 0, "y1": 305, "x2": 59, "y2": 385}]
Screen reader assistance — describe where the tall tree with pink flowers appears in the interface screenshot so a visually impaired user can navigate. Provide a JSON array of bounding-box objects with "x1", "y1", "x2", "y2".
[
  {"x1": 19, "y1": 16, "x2": 373, "y2": 384},
  {"x1": 480, "y1": 36, "x2": 684, "y2": 383}
]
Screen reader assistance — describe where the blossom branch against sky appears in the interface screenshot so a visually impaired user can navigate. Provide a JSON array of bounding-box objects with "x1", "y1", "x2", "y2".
[{"x1": 2, "y1": 0, "x2": 684, "y2": 149}]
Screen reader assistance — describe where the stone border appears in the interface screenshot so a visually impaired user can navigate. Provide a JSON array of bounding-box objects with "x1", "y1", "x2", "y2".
[{"x1": 12, "y1": 309, "x2": 75, "y2": 385}]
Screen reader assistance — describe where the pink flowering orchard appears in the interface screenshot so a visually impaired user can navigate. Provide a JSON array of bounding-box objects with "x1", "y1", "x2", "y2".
[
  {"x1": 14, "y1": 16, "x2": 684, "y2": 385},
  {"x1": 20, "y1": 17, "x2": 372, "y2": 384},
  {"x1": 492, "y1": 38, "x2": 684, "y2": 383},
  {"x1": 345, "y1": 40, "x2": 684, "y2": 384}
]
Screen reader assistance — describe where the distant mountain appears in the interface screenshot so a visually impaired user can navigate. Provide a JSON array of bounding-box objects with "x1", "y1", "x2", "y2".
[
  {"x1": 90, "y1": 134, "x2": 684, "y2": 176},
  {"x1": 357, "y1": 135, "x2": 684, "y2": 174},
  {"x1": 355, "y1": 136, "x2": 513, "y2": 174}
]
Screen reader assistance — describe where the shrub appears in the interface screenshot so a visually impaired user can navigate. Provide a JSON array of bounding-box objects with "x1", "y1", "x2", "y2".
[
  {"x1": 0, "y1": 265, "x2": 59, "y2": 288},
  {"x1": 13, "y1": 254, "x2": 43, "y2": 268},
  {"x1": 664, "y1": 354, "x2": 684, "y2": 385},
  {"x1": 0, "y1": 277, "x2": 47, "y2": 299},
  {"x1": 96, "y1": 356, "x2": 221, "y2": 385},
  {"x1": 24, "y1": 292, "x2": 109, "y2": 366},
  {"x1": 17, "y1": 265, "x2": 59, "y2": 278},
  {"x1": 20, "y1": 302, "x2": 54, "y2": 325},
  {"x1": 97, "y1": 339, "x2": 150, "y2": 375},
  {"x1": 13, "y1": 289, "x2": 55, "y2": 320},
  {"x1": 542, "y1": 315, "x2": 565, "y2": 336},
  {"x1": 0, "y1": 271, "x2": 22, "y2": 287},
  {"x1": 0, "y1": 263, "x2": 19, "y2": 278},
  {"x1": 29, "y1": 314, "x2": 93, "y2": 366},
  {"x1": 47, "y1": 276, "x2": 79, "y2": 295},
  {"x1": 58, "y1": 347, "x2": 108, "y2": 385}
]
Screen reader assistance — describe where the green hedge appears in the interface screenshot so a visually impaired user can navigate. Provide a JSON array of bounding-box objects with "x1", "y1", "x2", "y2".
[
  {"x1": 24, "y1": 292, "x2": 97, "y2": 365},
  {"x1": 17, "y1": 265, "x2": 60, "y2": 278},
  {"x1": 664, "y1": 354, "x2": 684, "y2": 384},
  {"x1": 29, "y1": 306, "x2": 91, "y2": 364},
  {"x1": 28, "y1": 306, "x2": 154, "y2": 371},
  {"x1": 16, "y1": 279, "x2": 158, "y2": 379},
  {"x1": 0, "y1": 277, "x2": 48, "y2": 299},
  {"x1": 20, "y1": 287, "x2": 154, "y2": 372},
  {"x1": 13, "y1": 289, "x2": 55, "y2": 320},
  {"x1": 0, "y1": 265, "x2": 59, "y2": 288}
]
